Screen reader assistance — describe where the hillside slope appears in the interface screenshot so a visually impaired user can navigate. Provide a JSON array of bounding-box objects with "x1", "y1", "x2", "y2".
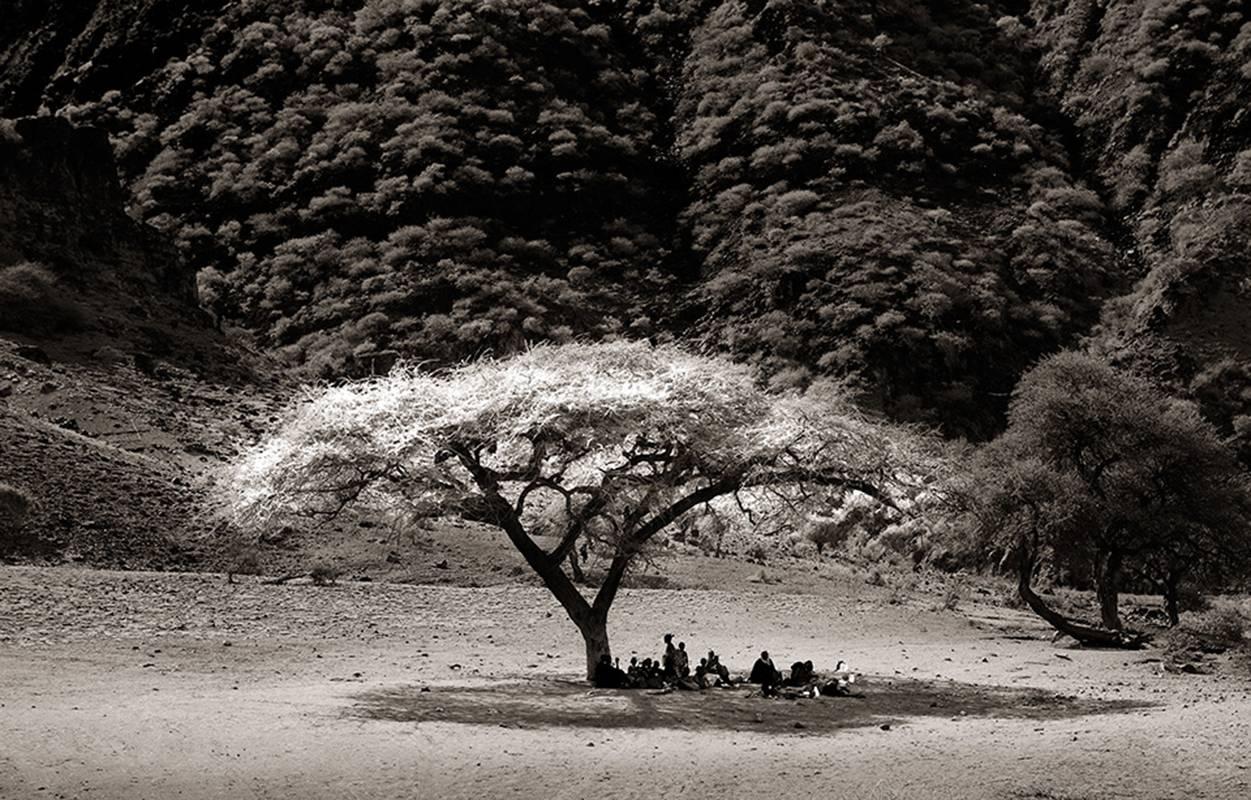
[
  {"x1": 1028, "y1": 0, "x2": 1251, "y2": 457},
  {"x1": 0, "y1": 1, "x2": 1247, "y2": 441},
  {"x1": 0, "y1": 115, "x2": 279, "y2": 567},
  {"x1": 0, "y1": 0, "x2": 1162, "y2": 436}
]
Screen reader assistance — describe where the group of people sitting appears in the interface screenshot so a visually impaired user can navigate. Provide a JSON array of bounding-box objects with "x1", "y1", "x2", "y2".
[
  {"x1": 747, "y1": 650, "x2": 852, "y2": 697},
  {"x1": 593, "y1": 633, "x2": 854, "y2": 698},
  {"x1": 593, "y1": 634, "x2": 732, "y2": 690}
]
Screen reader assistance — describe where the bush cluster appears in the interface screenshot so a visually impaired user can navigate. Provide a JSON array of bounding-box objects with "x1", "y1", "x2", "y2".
[
  {"x1": 46, "y1": 0, "x2": 1129, "y2": 433},
  {"x1": 0, "y1": 262, "x2": 84, "y2": 333}
]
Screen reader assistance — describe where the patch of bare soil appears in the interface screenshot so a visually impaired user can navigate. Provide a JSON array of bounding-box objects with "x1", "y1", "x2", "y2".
[{"x1": 2, "y1": 567, "x2": 1250, "y2": 800}]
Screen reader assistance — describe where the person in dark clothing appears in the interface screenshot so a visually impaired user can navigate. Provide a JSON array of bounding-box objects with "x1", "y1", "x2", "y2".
[
  {"x1": 626, "y1": 656, "x2": 642, "y2": 687},
  {"x1": 786, "y1": 659, "x2": 815, "y2": 686},
  {"x1": 674, "y1": 642, "x2": 690, "y2": 678},
  {"x1": 749, "y1": 650, "x2": 781, "y2": 692},
  {"x1": 707, "y1": 650, "x2": 730, "y2": 684},
  {"x1": 662, "y1": 633, "x2": 677, "y2": 679},
  {"x1": 788, "y1": 661, "x2": 804, "y2": 683},
  {"x1": 592, "y1": 653, "x2": 627, "y2": 689}
]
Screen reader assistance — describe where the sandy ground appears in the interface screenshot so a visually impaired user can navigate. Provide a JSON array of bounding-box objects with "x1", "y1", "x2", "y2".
[{"x1": 2, "y1": 566, "x2": 1250, "y2": 799}]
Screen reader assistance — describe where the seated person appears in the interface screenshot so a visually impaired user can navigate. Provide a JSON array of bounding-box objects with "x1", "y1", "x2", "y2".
[
  {"x1": 674, "y1": 642, "x2": 690, "y2": 678},
  {"x1": 640, "y1": 658, "x2": 665, "y2": 689},
  {"x1": 626, "y1": 656, "x2": 642, "y2": 687},
  {"x1": 786, "y1": 661, "x2": 805, "y2": 686},
  {"x1": 707, "y1": 650, "x2": 731, "y2": 684},
  {"x1": 749, "y1": 650, "x2": 782, "y2": 688},
  {"x1": 694, "y1": 658, "x2": 710, "y2": 689},
  {"x1": 786, "y1": 659, "x2": 816, "y2": 686},
  {"x1": 592, "y1": 654, "x2": 628, "y2": 689},
  {"x1": 821, "y1": 660, "x2": 855, "y2": 696}
]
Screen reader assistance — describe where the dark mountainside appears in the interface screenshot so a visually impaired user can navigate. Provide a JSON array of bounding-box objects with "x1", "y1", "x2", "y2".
[
  {"x1": 0, "y1": 114, "x2": 275, "y2": 567},
  {"x1": 1, "y1": 0, "x2": 1249, "y2": 567},
  {"x1": 1030, "y1": 0, "x2": 1251, "y2": 457}
]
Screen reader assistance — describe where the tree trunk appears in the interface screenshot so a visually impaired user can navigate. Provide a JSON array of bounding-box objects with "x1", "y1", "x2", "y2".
[
  {"x1": 575, "y1": 608, "x2": 610, "y2": 680},
  {"x1": 568, "y1": 549, "x2": 586, "y2": 584},
  {"x1": 1163, "y1": 571, "x2": 1182, "y2": 627},
  {"x1": 1096, "y1": 549, "x2": 1123, "y2": 630},
  {"x1": 1017, "y1": 558, "x2": 1142, "y2": 648}
]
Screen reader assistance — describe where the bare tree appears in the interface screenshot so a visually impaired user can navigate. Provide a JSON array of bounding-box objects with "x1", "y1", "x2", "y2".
[{"x1": 221, "y1": 342, "x2": 939, "y2": 678}]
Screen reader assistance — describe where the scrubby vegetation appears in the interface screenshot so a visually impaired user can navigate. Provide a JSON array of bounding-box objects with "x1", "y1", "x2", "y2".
[
  {"x1": 0, "y1": 481, "x2": 33, "y2": 555},
  {"x1": 6, "y1": 0, "x2": 1148, "y2": 436},
  {"x1": 0, "y1": 262, "x2": 83, "y2": 333}
]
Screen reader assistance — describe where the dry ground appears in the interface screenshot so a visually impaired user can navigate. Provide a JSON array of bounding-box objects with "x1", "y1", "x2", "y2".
[{"x1": 2, "y1": 566, "x2": 1250, "y2": 799}]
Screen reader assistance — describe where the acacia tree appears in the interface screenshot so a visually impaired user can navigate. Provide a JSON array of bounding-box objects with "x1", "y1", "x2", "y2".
[
  {"x1": 968, "y1": 352, "x2": 1251, "y2": 644},
  {"x1": 223, "y1": 341, "x2": 937, "y2": 677}
]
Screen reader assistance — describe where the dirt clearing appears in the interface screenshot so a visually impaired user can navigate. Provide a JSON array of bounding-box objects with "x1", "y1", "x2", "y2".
[{"x1": 2, "y1": 566, "x2": 1249, "y2": 799}]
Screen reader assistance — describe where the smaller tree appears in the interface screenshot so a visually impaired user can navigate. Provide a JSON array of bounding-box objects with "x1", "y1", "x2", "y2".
[{"x1": 968, "y1": 352, "x2": 1251, "y2": 645}]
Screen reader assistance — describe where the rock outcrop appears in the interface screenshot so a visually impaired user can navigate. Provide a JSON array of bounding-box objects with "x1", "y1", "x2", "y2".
[{"x1": 0, "y1": 115, "x2": 194, "y2": 301}]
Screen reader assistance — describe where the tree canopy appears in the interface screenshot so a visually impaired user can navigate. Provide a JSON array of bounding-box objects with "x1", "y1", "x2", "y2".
[
  {"x1": 224, "y1": 341, "x2": 942, "y2": 676},
  {"x1": 967, "y1": 352, "x2": 1251, "y2": 644}
]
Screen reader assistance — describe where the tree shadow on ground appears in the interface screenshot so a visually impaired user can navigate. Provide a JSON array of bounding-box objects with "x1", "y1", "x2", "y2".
[{"x1": 353, "y1": 676, "x2": 1150, "y2": 735}]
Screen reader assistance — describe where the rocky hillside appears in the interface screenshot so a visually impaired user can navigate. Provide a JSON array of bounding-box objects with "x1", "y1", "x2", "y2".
[
  {"x1": 1, "y1": 116, "x2": 191, "y2": 298},
  {"x1": 0, "y1": 113, "x2": 277, "y2": 567},
  {"x1": 1028, "y1": 0, "x2": 1251, "y2": 457},
  {"x1": 0, "y1": 0, "x2": 1179, "y2": 437},
  {"x1": 1, "y1": 1, "x2": 1249, "y2": 569}
]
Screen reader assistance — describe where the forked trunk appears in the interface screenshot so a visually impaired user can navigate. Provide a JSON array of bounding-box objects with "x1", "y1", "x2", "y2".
[{"x1": 1096, "y1": 549, "x2": 1123, "y2": 631}]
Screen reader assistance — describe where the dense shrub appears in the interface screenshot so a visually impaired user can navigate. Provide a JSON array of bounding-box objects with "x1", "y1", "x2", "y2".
[
  {"x1": 0, "y1": 482, "x2": 34, "y2": 555},
  {"x1": 309, "y1": 563, "x2": 340, "y2": 586},
  {"x1": 0, "y1": 262, "x2": 84, "y2": 333},
  {"x1": 0, "y1": 482, "x2": 32, "y2": 527},
  {"x1": 1181, "y1": 608, "x2": 1246, "y2": 646},
  {"x1": 1163, "y1": 608, "x2": 1246, "y2": 661}
]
